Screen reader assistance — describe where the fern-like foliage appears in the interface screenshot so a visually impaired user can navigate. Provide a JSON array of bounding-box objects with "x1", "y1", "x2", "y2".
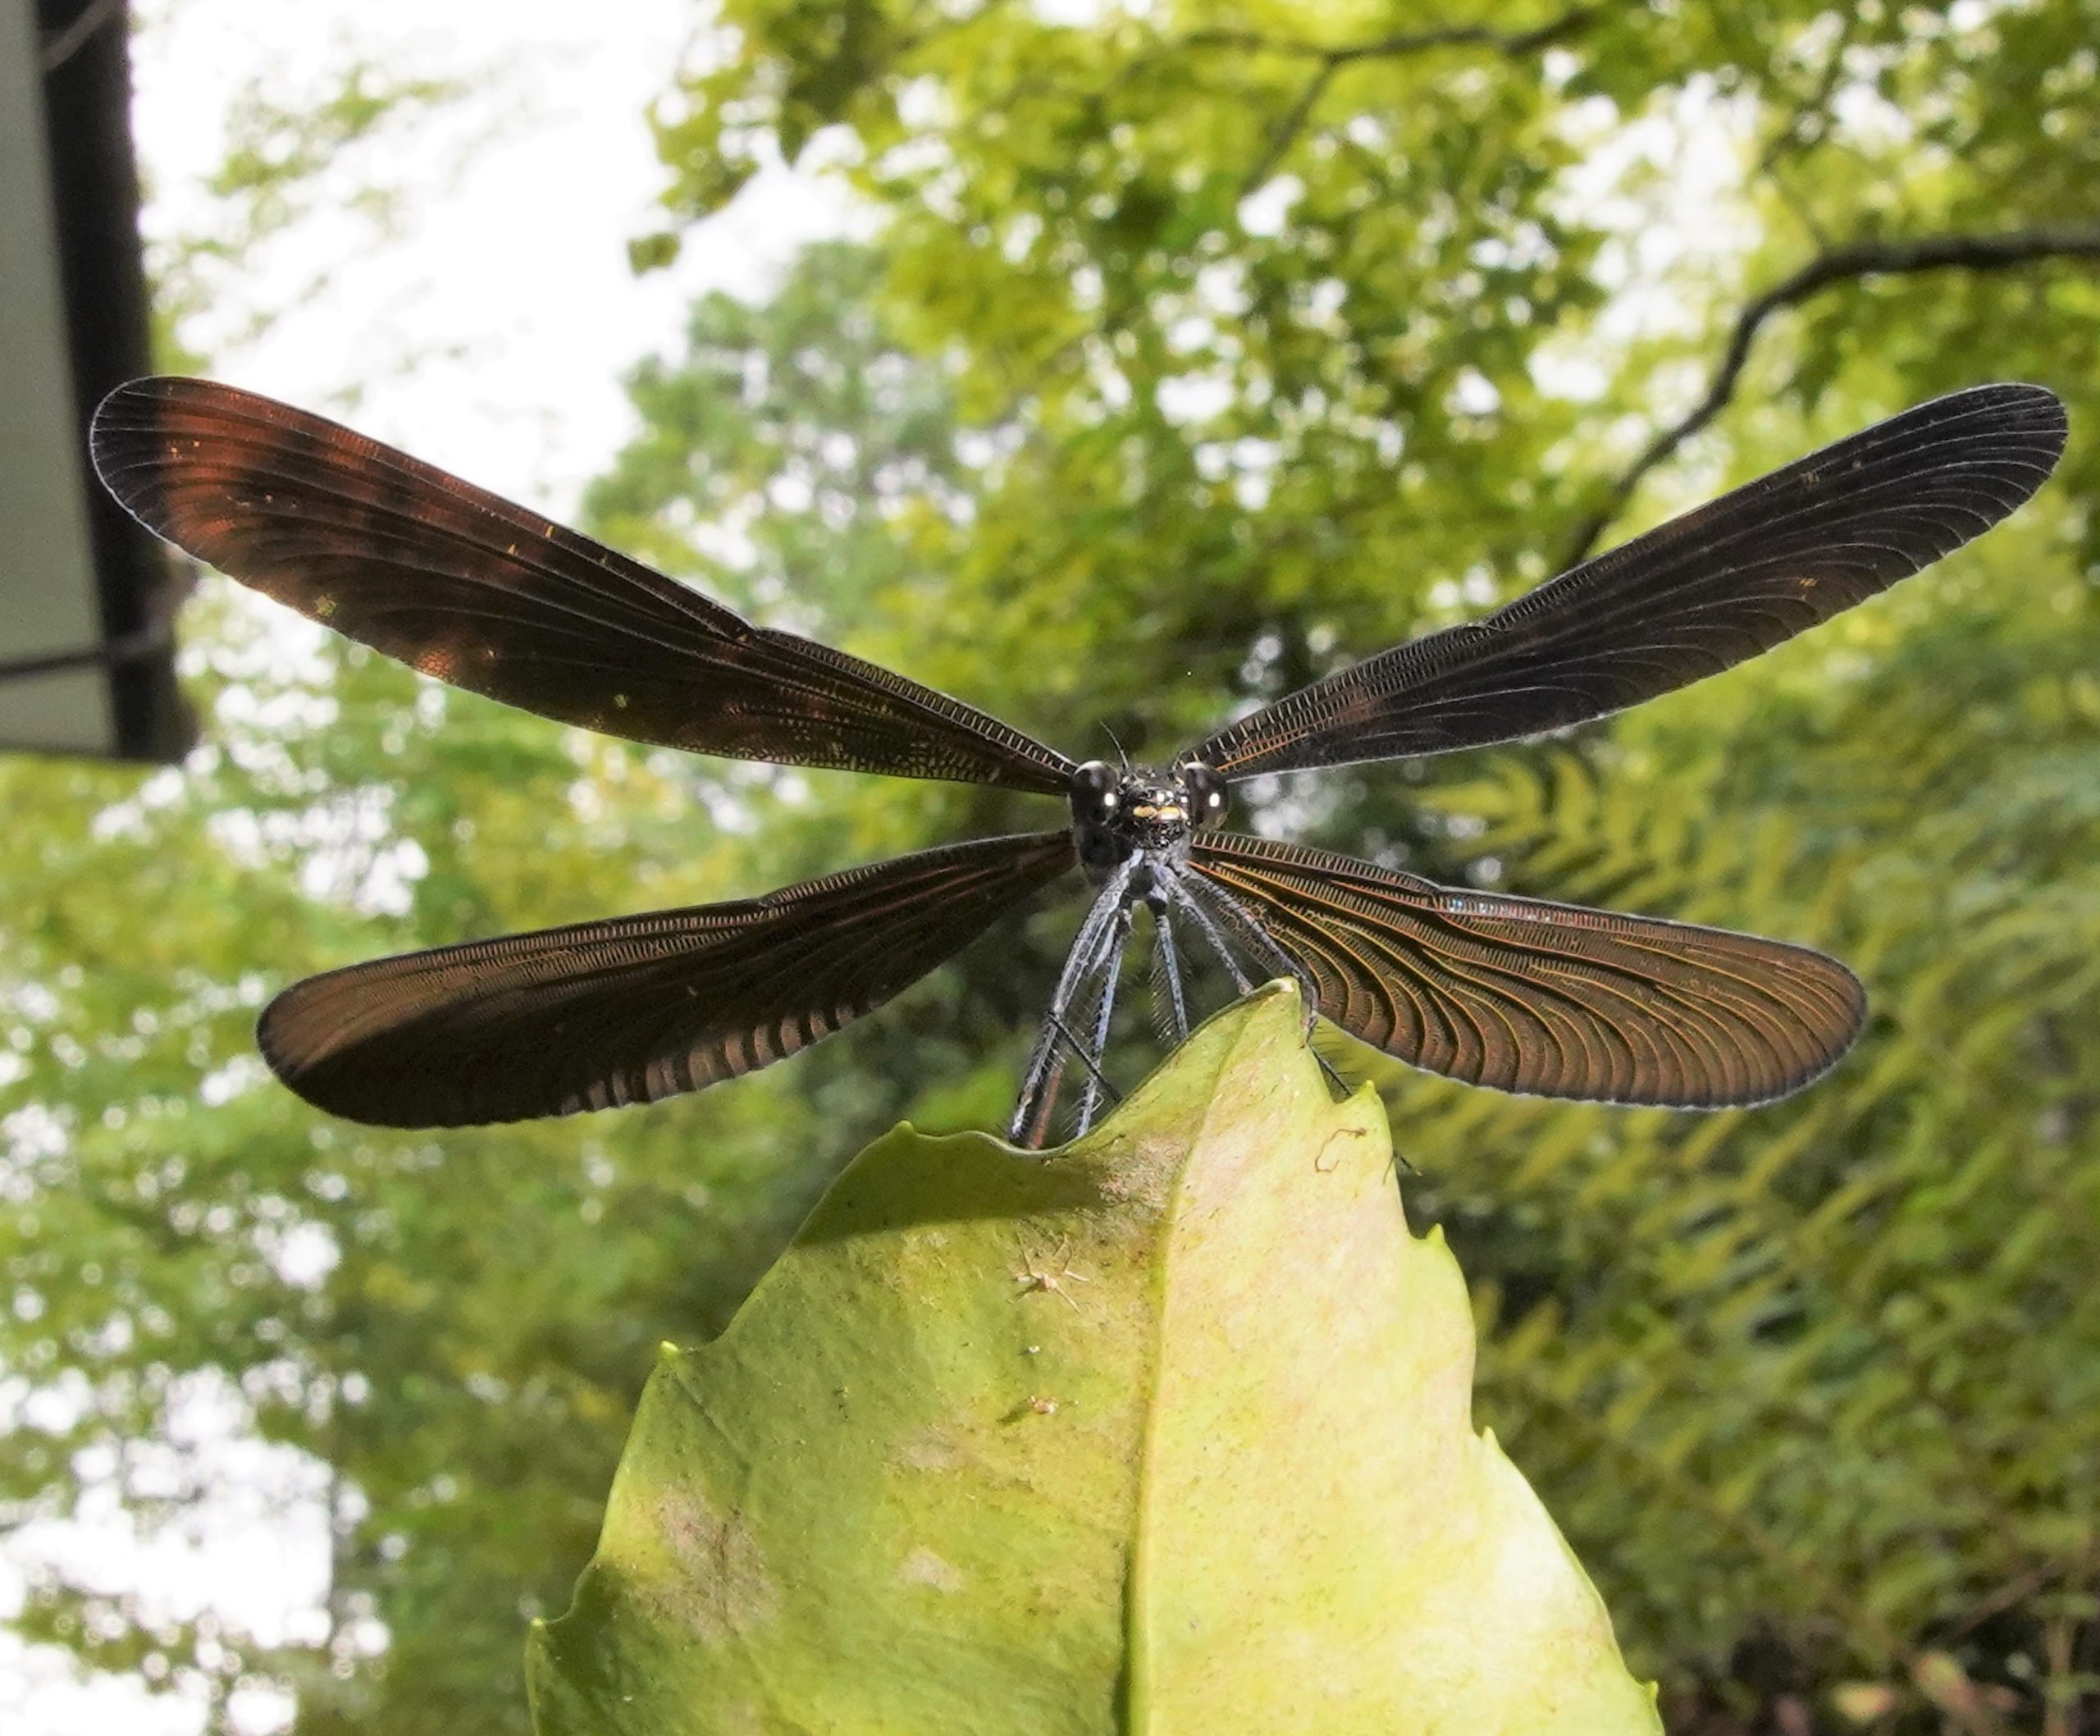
[{"x1": 1383, "y1": 502, "x2": 2100, "y2": 1716}]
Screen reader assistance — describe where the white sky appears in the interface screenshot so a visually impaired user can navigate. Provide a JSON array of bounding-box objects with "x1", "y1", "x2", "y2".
[
  {"x1": 132, "y1": 0, "x2": 860, "y2": 513},
  {"x1": 5, "y1": 4, "x2": 854, "y2": 1731}
]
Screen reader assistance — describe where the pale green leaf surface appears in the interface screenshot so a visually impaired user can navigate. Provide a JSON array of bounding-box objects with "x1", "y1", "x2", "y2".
[{"x1": 528, "y1": 985, "x2": 1658, "y2": 1735}]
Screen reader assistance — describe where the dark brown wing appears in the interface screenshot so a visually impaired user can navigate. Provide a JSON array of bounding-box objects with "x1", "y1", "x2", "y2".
[
  {"x1": 1190, "y1": 832, "x2": 1862, "y2": 1107},
  {"x1": 259, "y1": 832, "x2": 1075, "y2": 1126},
  {"x1": 1192, "y1": 384, "x2": 2066, "y2": 777},
  {"x1": 91, "y1": 377, "x2": 1073, "y2": 793}
]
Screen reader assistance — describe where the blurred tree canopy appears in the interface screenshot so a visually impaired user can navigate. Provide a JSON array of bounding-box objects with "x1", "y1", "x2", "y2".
[{"x1": 7, "y1": 2, "x2": 2100, "y2": 1734}]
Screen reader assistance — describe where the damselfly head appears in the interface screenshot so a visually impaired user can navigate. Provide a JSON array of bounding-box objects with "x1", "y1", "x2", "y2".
[{"x1": 1069, "y1": 759, "x2": 1230, "y2": 872}]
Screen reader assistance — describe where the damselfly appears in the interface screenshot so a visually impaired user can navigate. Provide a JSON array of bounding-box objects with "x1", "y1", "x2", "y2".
[{"x1": 91, "y1": 379, "x2": 2066, "y2": 1144}]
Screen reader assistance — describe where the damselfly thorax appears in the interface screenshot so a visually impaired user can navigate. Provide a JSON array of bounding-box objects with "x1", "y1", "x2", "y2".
[{"x1": 1010, "y1": 759, "x2": 1253, "y2": 1145}]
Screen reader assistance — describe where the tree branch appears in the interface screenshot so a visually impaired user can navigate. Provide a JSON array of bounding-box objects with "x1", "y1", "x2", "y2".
[
  {"x1": 1753, "y1": 11, "x2": 1857, "y2": 178},
  {"x1": 1183, "y1": 9, "x2": 1596, "y2": 69},
  {"x1": 1557, "y1": 226, "x2": 2100, "y2": 569},
  {"x1": 1017, "y1": 8, "x2": 1601, "y2": 388},
  {"x1": 1238, "y1": 62, "x2": 1340, "y2": 200},
  {"x1": 1179, "y1": 8, "x2": 1598, "y2": 199}
]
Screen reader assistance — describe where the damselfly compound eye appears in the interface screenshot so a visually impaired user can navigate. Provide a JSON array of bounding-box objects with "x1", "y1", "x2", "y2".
[
  {"x1": 1070, "y1": 760, "x2": 1120, "y2": 819},
  {"x1": 1180, "y1": 761, "x2": 1228, "y2": 828}
]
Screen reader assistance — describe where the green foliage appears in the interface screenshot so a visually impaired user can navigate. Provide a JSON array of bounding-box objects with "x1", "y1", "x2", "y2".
[
  {"x1": 1413, "y1": 523, "x2": 2100, "y2": 1704},
  {"x1": 532, "y1": 989, "x2": 1659, "y2": 1736},
  {"x1": 0, "y1": 596, "x2": 850, "y2": 1732},
  {"x1": 7, "y1": 1, "x2": 2100, "y2": 1732}
]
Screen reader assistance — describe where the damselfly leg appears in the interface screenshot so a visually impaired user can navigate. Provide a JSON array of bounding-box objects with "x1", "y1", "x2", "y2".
[
  {"x1": 1169, "y1": 868, "x2": 1352, "y2": 1099},
  {"x1": 1011, "y1": 863, "x2": 1134, "y2": 1146},
  {"x1": 1073, "y1": 904, "x2": 1134, "y2": 1134},
  {"x1": 1150, "y1": 902, "x2": 1190, "y2": 1045},
  {"x1": 1012, "y1": 861, "x2": 1350, "y2": 1150}
]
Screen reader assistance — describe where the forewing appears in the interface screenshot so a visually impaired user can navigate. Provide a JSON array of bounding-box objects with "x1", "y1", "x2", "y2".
[
  {"x1": 260, "y1": 832, "x2": 1076, "y2": 1126},
  {"x1": 1194, "y1": 384, "x2": 2066, "y2": 775},
  {"x1": 1190, "y1": 832, "x2": 1863, "y2": 1107},
  {"x1": 92, "y1": 377, "x2": 1073, "y2": 793}
]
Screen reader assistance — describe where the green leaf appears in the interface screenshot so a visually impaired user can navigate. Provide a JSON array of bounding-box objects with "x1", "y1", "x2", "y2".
[{"x1": 527, "y1": 985, "x2": 1659, "y2": 1735}]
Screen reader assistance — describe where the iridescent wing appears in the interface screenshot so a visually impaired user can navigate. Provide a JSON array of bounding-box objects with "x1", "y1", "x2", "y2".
[
  {"x1": 92, "y1": 377, "x2": 1073, "y2": 793},
  {"x1": 1190, "y1": 832, "x2": 1863, "y2": 1106},
  {"x1": 1192, "y1": 384, "x2": 2066, "y2": 776},
  {"x1": 260, "y1": 832, "x2": 1076, "y2": 1126}
]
